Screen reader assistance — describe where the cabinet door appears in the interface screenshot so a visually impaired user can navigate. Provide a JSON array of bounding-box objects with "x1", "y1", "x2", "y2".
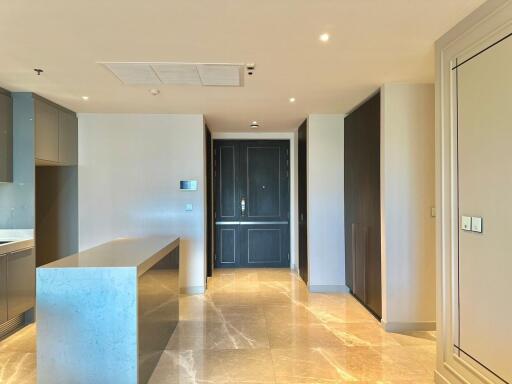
[
  {"x1": 0, "y1": 254, "x2": 7, "y2": 323},
  {"x1": 58, "y1": 110, "x2": 78, "y2": 165},
  {"x1": 0, "y1": 93, "x2": 13, "y2": 182},
  {"x1": 35, "y1": 99, "x2": 59, "y2": 162},
  {"x1": 7, "y1": 248, "x2": 35, "y2": 319}
]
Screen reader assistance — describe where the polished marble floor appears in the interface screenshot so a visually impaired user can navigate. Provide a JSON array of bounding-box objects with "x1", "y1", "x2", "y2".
[{"x1": 0, "y1": 268, "x2": 436, "y2": 383}]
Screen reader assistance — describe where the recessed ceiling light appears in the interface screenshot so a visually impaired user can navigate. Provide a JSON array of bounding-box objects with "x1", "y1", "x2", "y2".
[
  {"x1": 289, "y1": 97, "x2": 296, "y2": 103},
  {"x1": 250, "y1": 121, "x2": 259, "y2": 129},
  {"x1": 319, "y1": 33, "x2": 330, "y2": 42},
  {"x1": 149, "y1": 88, "x2": 160, "y2": 96},
  {"x1": 81, "y1": 96, "x2": 89, "y2": 101}
]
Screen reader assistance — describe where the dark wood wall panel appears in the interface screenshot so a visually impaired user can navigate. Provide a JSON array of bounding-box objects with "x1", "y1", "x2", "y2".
[
  {"x1": 298, "y1": 120, "x2": 308, "y2": 284},
  {"x1": 205, "y1": 125, "x2": 213, "y2": 279},
  {"x1": 35, "y1": 166, "x2": 78, "y2": 267},
  {"x1": 344, "y1": 92, "x2": 382, "y2": 319}
]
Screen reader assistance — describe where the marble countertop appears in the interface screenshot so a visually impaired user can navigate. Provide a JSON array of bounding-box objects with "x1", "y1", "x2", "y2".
[
  {"x1": 0, "y1": 229, "x2": 34, "y2": 254},
  {"x1": 38, "y1": 236, "x2": 179, "y2": 276}
]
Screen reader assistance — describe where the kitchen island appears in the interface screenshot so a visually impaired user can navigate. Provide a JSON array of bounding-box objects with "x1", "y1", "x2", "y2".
[{"x1": 36, "y1": 236, "x2": 180, "y2": 384}]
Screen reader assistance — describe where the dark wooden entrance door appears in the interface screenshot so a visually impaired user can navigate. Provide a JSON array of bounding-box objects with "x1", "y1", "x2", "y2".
[{"x1": 214, "y1": 140, "x2": 290, "y2": 268}]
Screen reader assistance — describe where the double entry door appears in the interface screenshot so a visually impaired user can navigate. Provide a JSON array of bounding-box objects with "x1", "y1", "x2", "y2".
[{"x1": 214, "y1": 140, "x2": 290, "y2": 268}]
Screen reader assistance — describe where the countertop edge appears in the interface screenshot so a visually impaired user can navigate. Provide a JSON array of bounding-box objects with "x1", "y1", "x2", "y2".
[
  {"x1": 0, "y1": 238, "x2": 35, "y2": 254},
  {"x1": 137, "y1": 237, "x2": 180, "y2": 276}
]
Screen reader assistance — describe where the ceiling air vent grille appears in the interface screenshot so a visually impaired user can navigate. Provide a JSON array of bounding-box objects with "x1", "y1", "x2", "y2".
[{"x1": 101, "y1": 62, "x2": 244, "y2": 87}]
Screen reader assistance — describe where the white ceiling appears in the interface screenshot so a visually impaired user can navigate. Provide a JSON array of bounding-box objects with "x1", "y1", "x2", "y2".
[{"x1": 0, "y1": 0, "x2": 484, "y2": 132}]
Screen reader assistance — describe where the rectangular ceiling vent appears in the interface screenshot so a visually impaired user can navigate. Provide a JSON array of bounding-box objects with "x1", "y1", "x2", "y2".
[{"x1": 101, "y1": 62, "x2": 244, "y2": 87}]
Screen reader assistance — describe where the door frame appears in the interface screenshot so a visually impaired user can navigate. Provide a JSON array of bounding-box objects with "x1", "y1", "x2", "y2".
[{"x1": 211, "y1": 132, "x2": 297, "y2": 272}]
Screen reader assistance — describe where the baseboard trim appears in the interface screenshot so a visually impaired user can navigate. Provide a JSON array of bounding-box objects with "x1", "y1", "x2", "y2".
[
  {"x1": 382, "y1": 321, "x2": 436, "y2": 332},
  {"x1": 180, "y1": 286, "x2": 205, "y2": 295},
  {"x1": 308, "y1": 284, "x2": 350, "y2": 293}
]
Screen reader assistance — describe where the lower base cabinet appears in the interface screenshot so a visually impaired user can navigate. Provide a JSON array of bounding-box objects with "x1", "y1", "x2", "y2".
[
  {"x1": 7, "y1": 248, "x2": 35, "y2": 319},
  {"x1": 0, "y1": 247, "x2": 35, "y2": 325},
  {"x1": 0, "y1": 256, "x2": 7, "y2": 323}
]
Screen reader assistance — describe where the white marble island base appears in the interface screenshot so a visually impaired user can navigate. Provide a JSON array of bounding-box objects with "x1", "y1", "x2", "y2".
[{"x1": 36, "y1": 236, "x2": 180, "y2": 384}]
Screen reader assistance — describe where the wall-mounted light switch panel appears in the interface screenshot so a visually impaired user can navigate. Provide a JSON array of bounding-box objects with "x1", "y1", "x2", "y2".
[
  {"x1": 185, "y1": 203, "x2": 193, "y2": 212},
  {"x1": 180, "y1": 180, "x2": 198, "y2": 191},
  {"x1": 471, "y1": 216, "x2": 482, "y2": 233},
  {"x1": 461, "y1": 216, "x2": 472, "y2": 231}
]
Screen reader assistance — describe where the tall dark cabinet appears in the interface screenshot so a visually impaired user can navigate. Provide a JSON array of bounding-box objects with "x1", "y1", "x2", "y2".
[
  {"x1": 344, "y1": 92, "x2": 382, "y2": 319},
  {"x1": 34, "y1": 95, "x2": 79, "y2": 267},
  {"x1": 205, "y1": 125, "x2": 213, "y2": 279},
  {"x1": 0, "y1": 88, "x2": 13, "y2": 183},
  {"x1": 298, "y1": 120, "x2": 308, "y2": 284}
]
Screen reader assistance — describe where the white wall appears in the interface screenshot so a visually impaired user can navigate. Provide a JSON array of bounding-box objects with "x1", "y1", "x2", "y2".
[
  {"x1": 307, "y1": 114, "x2": 346, "y2": 292},
  {"x1": 211, "y1": 131, "x2": 298, "y2": 271},
  {"x1": 380, "y1": 84, "x2": 436, "y2": 330},
  {"x1": 78, "y1": 114, "x2": 206, "y2": 292}
]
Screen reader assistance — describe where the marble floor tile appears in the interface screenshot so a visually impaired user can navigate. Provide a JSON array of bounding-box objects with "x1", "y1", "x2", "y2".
[
  {"x1": 272, "y1": 347, "x2": 357, "y2": 383},
  {"x1": 167, "y1": 319, "x2": 269, "y2": 351},
  {"x1": 0, "y1": 351, "x2": 37, "y2": 384},
  {"x1": 268, "y1": 323, "x2": 348, "y2": 349},
  {"x1": 323, "y1": 346, "x2": 435, "y2": 382},
  {"x1": 0, "y1": 325, "x2": 36, "y2": 353},
  {"x1": 389, "y1": 331, "x2": 437, "y2": 346},
  {"x1": 149, "y1": 349, "x2": 276, "y2": 384},
  {"x1": 263, "y1": 304, "x2": 324, "y2": 326},
  {"x1": 0, "y1": 268, "x2": 437, "y2": 384},
  {"x1": 326, "y1": 323, "x2": 401, "y2": 347}
]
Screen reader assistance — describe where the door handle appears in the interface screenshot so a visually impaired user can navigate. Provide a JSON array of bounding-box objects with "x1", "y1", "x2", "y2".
[{"x1": 241, "y1": 197, "x2": 246, "y2": 216}]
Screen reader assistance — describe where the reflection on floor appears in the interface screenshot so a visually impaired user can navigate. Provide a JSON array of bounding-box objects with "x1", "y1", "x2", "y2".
[{"x1": 0, "y1": 268, "x2": 436, "y2": 383}]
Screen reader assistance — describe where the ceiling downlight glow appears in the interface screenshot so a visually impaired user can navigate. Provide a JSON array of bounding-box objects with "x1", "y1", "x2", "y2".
[
  {"x1": 319, "y1": 33, "x2": 330, "y2": 42},
  {"x1": 289, "y1": 97, "x2": 296, "y2": 103},
  {"x1": 81, "y1": 96, "x2": 89, "y2": 101}
]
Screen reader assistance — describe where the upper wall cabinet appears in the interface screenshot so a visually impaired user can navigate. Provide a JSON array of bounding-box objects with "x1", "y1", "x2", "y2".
[
  {"x1": 34, "y1": 98, "x2": 77, "y2": 166},
  {"x1": 0, "y1": 90, "x2": 13, "y2": 182},
  {"x1": 58, "y1": 110, "x2": 78, "y2": 165},
  {"x1": 35, "y1": 99, "x2": 59, "y2": 163}
]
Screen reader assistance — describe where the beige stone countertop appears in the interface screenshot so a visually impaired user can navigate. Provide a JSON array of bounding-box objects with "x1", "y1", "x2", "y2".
[
  {"x1": 0, "y1": 229, "x2": 34, "y2": 254},
  {"x1": 38, "y1": 235, "x2": 179, "y2": 276}
]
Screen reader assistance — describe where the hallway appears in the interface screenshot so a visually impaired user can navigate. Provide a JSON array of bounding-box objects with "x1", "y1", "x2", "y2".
[
  {"x1": 152, "y1": 268, "x2": 436, "y2": 383},
  {"x1": 0, "y1": 268, "x2": 436, "y2": 383}
]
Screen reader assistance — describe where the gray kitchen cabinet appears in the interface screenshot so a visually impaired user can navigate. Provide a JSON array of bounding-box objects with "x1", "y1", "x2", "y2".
[
  {"x1": 7, "y1": 247, "x2": 35, "y2": 320},
  {"x1": 35, "y1": 99, "x2": 59, "y2": 163},
  {"x1": 34, "y1": 97, "x2": 78, "y2": 166},
  {"x1": 0, "y1": 254, "x2": 7, "y2": 323},
  {"x1": 0, "y1": 91, "x2": 13, "y2": 182},
  {"x1": 58, "y1": 110, "x2": 78, "y2": 165}
]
